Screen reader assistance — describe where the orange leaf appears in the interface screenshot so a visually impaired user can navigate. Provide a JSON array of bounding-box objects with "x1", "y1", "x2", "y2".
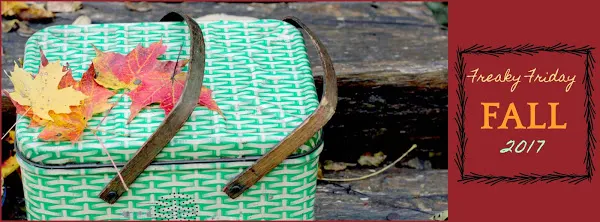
[
  {"x1": 6, "y1": 49, "x2": 114, "y2": 142},
  {"x1": 38, "y1": 107, "x2": 86, "y2": 142},
  {"x1": 38, "y1": 63, "x2": 115, "y2": 142}
]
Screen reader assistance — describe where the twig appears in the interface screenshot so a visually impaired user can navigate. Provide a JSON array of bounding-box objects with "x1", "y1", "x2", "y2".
[
  {"x1": 319, "y1": 144, "x2": 418, "y2": 182},
  {"x1": 90, "y1": 92, "x2": 129, "y2": 191},
  {"x1": 171, "y1": 44, "x2": 183, "y2": 80},
  {"x1": 94, "y1": 133, "x2": 129, "y2": 192},
  {"x1": 93, "y1": 93, "x2": 126, "y2": 132}
]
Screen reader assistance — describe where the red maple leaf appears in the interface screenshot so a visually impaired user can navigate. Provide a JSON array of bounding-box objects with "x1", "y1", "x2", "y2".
[
  {"x1": 92, "y1": 41, "x2": 168, "y2": 90},
  {"x1": 75, "y1": 63, "x2": 116, "y2": 119},
  {"x1": 92, "y1": 41, "x2": 223, "y2": 123},
  {"x1": 127, "y1": 60, "x2": 223, "y2": 123}
]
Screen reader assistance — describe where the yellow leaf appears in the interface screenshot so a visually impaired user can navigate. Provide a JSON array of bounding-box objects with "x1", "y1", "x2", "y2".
[
  {"x1": 1, "y1": 1, "x2": 29, "y2": 16},
  {"x1": 4, "y1": 130, "x2": 15, "y2": 144},
  {"x1": 16, "y1": 3, "x2": 54, "y2": 21},
  {"x1": 2, "y1": 19, "x2": 18, "y2": 33},
  {"x1": 323, "y1": 160, "x2": 357, "y2": 171},
  {"x1": 8, "y1": 61, "x2": 87, "y2": 120},
  {"x1": 357, "y1": 151, "x2": 387, "y2": 167},
  {"x1": 2, "y1": 155, "x2": 19, "y2": 179}
]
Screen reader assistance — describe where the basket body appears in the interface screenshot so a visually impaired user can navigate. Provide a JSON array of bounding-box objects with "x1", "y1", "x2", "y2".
[
  {"x1": 15, "y1": 19, "x2": 321, "y2": 220},
  {"x1": 16, "y1": 143, "x2": 321, "y2": 220}
]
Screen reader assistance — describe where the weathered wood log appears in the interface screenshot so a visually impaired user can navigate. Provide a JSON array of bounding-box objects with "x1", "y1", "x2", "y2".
[{"x1": 316, "y1": 168, "x2": 448, "y2": 220}]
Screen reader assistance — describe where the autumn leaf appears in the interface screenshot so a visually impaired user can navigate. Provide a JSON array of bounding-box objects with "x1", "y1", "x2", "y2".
[
  {"x1": 357, "y1": 151, "x2": 387, "y2": 167},
  {"x1": 322, "y1": 160, "x2": 357, "y2": 171},
  {"x1": 38, "y1": 107, "x2": 86, "y2": 142},
  {"x1": 92, "y1": 41, "x2": 223, "y2": 122},
  {"x1": 1, "y1": 155, "x2": 19, "y2": 179},
  {"x1": 4, "y1": 92, "x2": 46, "y2": 127},
  {"x1": 92, "y1": 41, "x2": 168, "y2": 90},
  {"x1": 37, "y1": 64, "x2": 115, "y2": 142},
  {"x1": 1, "y1": 2, "x2": 54, "y2": 21},
  {"x1": 127, "y1": 60, "x2": 223, "y2": 122},
  {"x1": 2, "y1": 19, "x2": 19, "y2": 33},
  {"x1": 4, "y1": 130, "x2": 15, "y2": 144},
  {"x1": 8, "y1": 61, "x2": 87, "y2": 120},
  {"x1": 5, "y1": 50, "x2": 78, "y2": 128},
  {"x1": 75, "y1": 63, "x2": 116, "y2": 119},
  {"x1": 5, "y1": 50, "x2": 117, "y2": 142},
  {"x1": 1, "y1": 2, "x2": 29, "y2": 17},
  {"x1": 39, "y1": 48, "x2": 77, "y2": 89},
  {"x1": 15, "y1": 3, "x2": 54, "y2": 22}
]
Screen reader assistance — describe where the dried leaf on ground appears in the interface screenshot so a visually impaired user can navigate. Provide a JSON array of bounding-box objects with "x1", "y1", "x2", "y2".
[
  {"x1": 1, "y1": 1, "x2": 29, "y2": 17},
  {"x1": 2, "y1": 19, "x2": 37, "y2": 37},
  {"x1": 323, "y1": 160, "x2": 357, "y2": 171},
  {"x1": 317, "y1": 164, "x2": 324, "y2": 179},
  {"x1": 15, "y1": 3, "x2": 54, "y2": 21},
  {"x1": 72, "y1": 15, "x2": 91, "y2": 25},
  {"x1": 1, "y1": 155, "x2": 19, "y2": 179},
  {"x1": 7, "y1": 61, "x2": 87, "y2": 120},
  {"x1": 357, "y1": 151, "x2": 387, "y2": 167},
  {"x1": 16, "y1": 21, "x2": 35, "y2": 37},
  {"x1": 4, "y1": 130, "x2": 16, "y2": 144},
  {"x1": 46, "y1": 2, "x2": 82, "y2": 13},
  {"x1": 2, "y1": 19, "x2": 19, "y2": 32},
  {"x1": 125, "y1": 2, "x2": 152, "y2": 12},
  {"x1": 92, "y1": 41, "x2": 222, "y2": 123}
]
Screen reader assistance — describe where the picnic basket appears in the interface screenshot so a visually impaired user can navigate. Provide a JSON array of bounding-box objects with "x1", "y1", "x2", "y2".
[{"x1": 14, "y1": 12, "x2": 337, "y2": 220}]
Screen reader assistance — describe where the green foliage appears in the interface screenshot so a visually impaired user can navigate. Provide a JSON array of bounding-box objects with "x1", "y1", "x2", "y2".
[{"x1": 425, "y1": 2, "x2": 448, "y2": 29}]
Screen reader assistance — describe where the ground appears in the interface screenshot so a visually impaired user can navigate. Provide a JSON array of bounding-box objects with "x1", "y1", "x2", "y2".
[
  {"x1": 1, "y1": 2, "x2": 448, "y2": 220},
  {"x1": 317, "y1": 168, "x2": 447, "y2": 220}
]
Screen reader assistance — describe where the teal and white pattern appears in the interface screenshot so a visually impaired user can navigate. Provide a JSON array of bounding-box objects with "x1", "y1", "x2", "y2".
[
  {"x1": 16, "y1": 19, "x2": 322, "y2": 220},
  {"x1": 16, "y1": 19, "x2": 320, "y2": 165},
  {"x1": 17, "y1": 144, "x2": 322, "y2": 220}
]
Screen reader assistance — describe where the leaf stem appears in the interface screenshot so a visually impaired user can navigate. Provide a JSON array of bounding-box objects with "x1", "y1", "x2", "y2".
[
  {"x1": 93, "y1": 133, "x2": 129, "y2": 191},
  {"x1": 171, "y1": 44, "x2": 184, "y2": 81}
]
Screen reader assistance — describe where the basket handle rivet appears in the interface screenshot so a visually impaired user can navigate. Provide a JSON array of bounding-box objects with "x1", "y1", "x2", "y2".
[
  {"x1": 229, "y1": 185, "x2": 243, "y2": 194},
  {"x1": 107, "y1": 191, "x2": 117, "y2": 200}
]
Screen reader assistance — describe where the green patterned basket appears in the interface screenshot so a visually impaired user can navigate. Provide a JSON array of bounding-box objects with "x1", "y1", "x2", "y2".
[{"x1": 15, "y1": 12, "x2": 337, "y2": 221}]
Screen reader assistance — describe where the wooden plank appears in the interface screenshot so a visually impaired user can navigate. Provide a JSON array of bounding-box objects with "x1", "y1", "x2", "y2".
[
  {"x1": 316, "y1": 168, "x2": 448, "y2": 220},
  {"x1": 2, "y1": 2, "x2": 448, "y2": 91}
]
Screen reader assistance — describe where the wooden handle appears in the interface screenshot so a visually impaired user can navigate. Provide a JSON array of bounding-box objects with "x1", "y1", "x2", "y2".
[
  {"x1": 99, "y1": 12, "x2": 206, "y2": 204},
  {"x1": 223, "y1": 17, "x2": 338, "y2": 199}
]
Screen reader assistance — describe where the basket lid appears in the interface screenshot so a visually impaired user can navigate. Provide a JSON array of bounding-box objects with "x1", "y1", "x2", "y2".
[{"x1": 14, "y1": 19, "x2": 321, "y2": 166}]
